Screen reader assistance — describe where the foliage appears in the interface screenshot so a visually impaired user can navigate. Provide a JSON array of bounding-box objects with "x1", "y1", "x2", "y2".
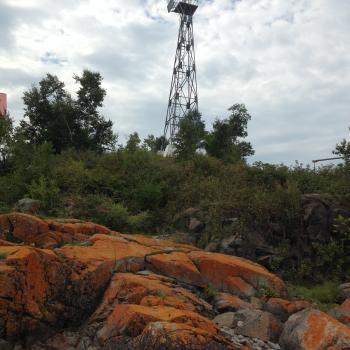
[
  {"x1": 333, "y1": 127, "x2": 350, "y2": 162},
  {"x1": 0, "y1": 115, "x2": 13, "y2": 172},
  {"x1": 288, "y1": 282, "x2": 341, "y2": 311},
  {"x1": 255, "y1": 284, "x2": 278, "y2": 299},
  {"x1": 206, "y1": 104, "x2": 255, "y2": 162},
  {"x1": 18, "y1": 70, "x2": 117, "y2": 153},
  {"x1": 173, "y1": 110, "x2": 206, "y2": 159},
  {"x1": 203, "y1": 284, "x2": 219, "y2": 301}
]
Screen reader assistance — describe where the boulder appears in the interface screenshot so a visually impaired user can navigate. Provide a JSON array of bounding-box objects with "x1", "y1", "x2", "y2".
[
  {"x1": 213, "y1": 312, "x2": 236, "y2": 328},
  {"x1": 265, "y1": 298, "x2": 312, "y2": 322},
  {"x1": 96, "y1": 304, "x2": 218, "y2": 342},
  {"x1": 339, "y1": 282, "x2": 350, "y2": 300},
  {"x1": 280, "y1": 309, "x2": 350, "y2": 350},
  {"x1": 108, "y1": 322, "x2": 232, "y2": 350},
  {"x1": 214, "y1": 293, "x2": 252, "y2": 312},
  {"x1": 329, "y1": 299, "x2": 350, "y2": 327},
  {"x1": 188, "y1": 251, "x2": 286, "y2": 298},
  {"x1": 13, "y1": 198, "x2": 42, "y2": 214},
  {"x1": 230, "y1": 309, "x2": 283, "y2": 343},
  {"x1": 0, "y1": 246, "x2": 70, "y2": 338},
  {"x1": 146, "y1": 251, "x2": 204, "y2": 287},
  {"x1": 90, "y1": 272, "x2": 212, "y2": 321}
]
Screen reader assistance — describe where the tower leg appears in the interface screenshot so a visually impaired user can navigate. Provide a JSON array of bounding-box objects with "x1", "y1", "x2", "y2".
[{"x1": 164, "y1": 13, "x2": 198, "y2": 147}]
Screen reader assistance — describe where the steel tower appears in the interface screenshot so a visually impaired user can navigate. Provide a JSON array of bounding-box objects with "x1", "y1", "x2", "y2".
[{"x1": 164, "y1": 0, "x2": 199, "y2": 146}]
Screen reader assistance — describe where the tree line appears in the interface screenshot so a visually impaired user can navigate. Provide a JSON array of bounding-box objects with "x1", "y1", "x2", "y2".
[{"x1": 0, "y1": 69, "x2": 349, "y2": 171}]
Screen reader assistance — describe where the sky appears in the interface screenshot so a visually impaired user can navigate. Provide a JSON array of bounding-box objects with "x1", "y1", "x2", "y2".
[{"x1": 0, "y1": 0, "x2": 349, "y2": 165}]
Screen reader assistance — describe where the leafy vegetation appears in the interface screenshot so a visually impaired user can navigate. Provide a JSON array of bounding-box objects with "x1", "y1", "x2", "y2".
[{"x1": 288, "y1": 282, "x2": 341, "y2": 311}]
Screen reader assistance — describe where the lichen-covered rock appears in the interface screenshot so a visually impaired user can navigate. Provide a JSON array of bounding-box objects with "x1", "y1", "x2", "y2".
[
  {"x1": 0, "y1": 213, "x2": 340, "y2": 350},
  {"x1": 0, "y1": 246, "x2": 70, "y2": 338},
  {"x1": 214, "y1": 293, "x2": 252, "y2": 312},
  {"x1": 90, "y1": 272, "x2": 212, "y2": 322},
  {"x1": 188, "y1": 251, "x2": 286, "y2": 298},
  {"x1": 106, "y1": 322, "x2": 234, "y2": 350},
  {"x1": 339, "y1": 283, "x2": 350, "y2": 300},
  {"x1": 280, "y1": 309, "x2": 350, "y2": 350},
  {"x1": 265, "y1": 298, "x2": 312, "y2": 322},
  {"x1": 329, "y1": 299, "x2": 350, "y2": 327},
  {"x1": 96, "y1": 304, "x2": 218, "y2": 342},
  {"x1": 146, "y1": 251, "x2": 204, "y2": 286},
  {"x1": 231, "y1": 309, "x2": 282, "y2": 343}
]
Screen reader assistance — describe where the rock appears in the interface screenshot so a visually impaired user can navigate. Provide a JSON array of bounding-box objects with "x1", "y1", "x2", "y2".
[
  {"x1": 205, "y1": 240, "x2": 221, "y2": 252},
  {"x1": 339, "y1": 282, "x2": 350, "y2": 300},
  {"x1": 13, "y1": 198, "x2": 42, "y2": 214},
  {"x1": 0, "y1": 246, "x2": 70, "y2": 338},
  {"x1": 265, "y1": 298, "x2": 312, "y2": 322},
  {"x1": 0, "y1": 213, "x2": 49, "y2": 244},
  {"x1": 214, "y1": 293, "x2": 252, "y2": 312},
  {"x1": 109, "y1": 322, "x2": 231, "y2": 350},
  {"x1": 230, "y1": 309, "x2": 283, "y2": 343},
  {"x1": 280, "y1": 309, "x2": 350, "y2": 349},
  {"x1": 96, "y1": 304, "x2": 218, "y2": 342},
  {"x1": 188, "y1": 251, "x2": 286, "y2": 298},
  {"x1": 90, "y1": 272, "x2": 212, "y2": 321},
  {"x1": 302, "y1": 194, "x2": 350, "y2": 244},
  {"x1": 145, "y1": 251, "x2": 204, "y2": 287},
  {"x1": 329, "y1": 299, "x2": 350, "y2": 327},
  {"x1": 189, "y1": 218, "x2": 204, "y2": 232},
  {"x1": 1, "y1": 212, "x2": 329, "y2": 350},
  {"x1": 213, "y1": 312, "x2": 235, "y2": 328}
]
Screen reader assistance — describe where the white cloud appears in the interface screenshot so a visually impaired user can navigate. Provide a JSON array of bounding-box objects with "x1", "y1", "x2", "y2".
[{"x1": 0, "y1": 0, "x2": 349, "y2": 164}]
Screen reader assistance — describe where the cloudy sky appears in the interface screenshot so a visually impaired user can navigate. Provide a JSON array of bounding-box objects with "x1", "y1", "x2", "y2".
[{"x1": 0, "y1": 0, "x2": 349, "y2": 165}]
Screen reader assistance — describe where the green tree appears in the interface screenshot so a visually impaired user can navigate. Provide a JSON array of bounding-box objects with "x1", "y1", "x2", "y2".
[
  {"x1": 73, "y1": 70, "x2": 117, "y2": 152},
  {"x1": 173, "y1": 110, "x2": 206, "y2": 159},
  {"x1": 333, "y1": 128, "x2": 350, "y2": 163},
  {"x1": 143, "y1": 135, "x2": 167, "y2": 152},
  {"x1": 19, "y1": 70, "x2": 117, "y2": 153},
  {"x1": 206, "y1": 103, "x2": 254, "y2": 163},
  {"x1": 125, "y1": 132, "x2": 141, "y2": 152},
  {"x1": 0, "y1": 115, "x2": 13, "y2": 172}
]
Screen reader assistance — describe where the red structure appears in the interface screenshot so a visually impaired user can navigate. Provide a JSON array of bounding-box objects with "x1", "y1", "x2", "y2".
[{"x1": 0, "y1": 93, "x2": 7, "y2": 117}]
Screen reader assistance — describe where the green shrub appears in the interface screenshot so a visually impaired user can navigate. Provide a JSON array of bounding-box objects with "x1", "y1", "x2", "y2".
[
  {"x1": 28, "y1": 176, "x2": 60, "y2": 210},
  {"x1": 288, "y1": 282, "x2": 341, "y2": 311}
]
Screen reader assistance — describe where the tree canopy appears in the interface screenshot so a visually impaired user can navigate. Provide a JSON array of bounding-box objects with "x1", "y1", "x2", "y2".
[
  {"x1": 206, "y1": 104, "x2": 254, "y2": 162},
  {"x1": 19, "y1": 70, "x2": 117, "y2": 153},
  {"x1": 173, "y1": 110, "x2": 206, "y2": 159},
  {"x1": 333, "y1": 128, "x2": 350, "y2": 163}
]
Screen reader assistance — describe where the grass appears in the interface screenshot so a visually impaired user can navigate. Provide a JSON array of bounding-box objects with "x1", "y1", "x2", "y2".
[
  {"x1": 287, "y1": 281, "x2": 341, "y2": 311},
  {"x1": 0, "y1": 252, "x2": 9, "y2": 260},
  {"x1": 63, "y1": 241, "x2": 93, "y2": 247}
]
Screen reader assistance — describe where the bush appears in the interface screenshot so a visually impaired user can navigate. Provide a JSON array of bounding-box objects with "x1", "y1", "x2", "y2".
[{"x1": 288, "y1": 282, "x2": 341, "y2": 311}]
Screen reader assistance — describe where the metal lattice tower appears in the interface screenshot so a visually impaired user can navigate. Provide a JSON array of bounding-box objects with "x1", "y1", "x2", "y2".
[{"x1": 164, "y1": 0, "x2": 199, "y2": 146}]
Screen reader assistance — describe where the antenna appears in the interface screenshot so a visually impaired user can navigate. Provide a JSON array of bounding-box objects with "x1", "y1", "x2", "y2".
[{"x1": 163, "y1": 0, "x2": 199, "y2": 147}]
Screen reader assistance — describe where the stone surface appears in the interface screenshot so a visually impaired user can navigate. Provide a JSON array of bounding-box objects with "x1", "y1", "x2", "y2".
[
  {"x1": 280, "y1": 309, "x2": 350, "y2": 350},
  {"x1": 188, "y1": 251, "x2": 286, "y2": 298},
  {"x1": 213, "y1": 312, "x2": 236, "y2": 328},
  {"x1": 230, "y1": 309, "x2": 283, "y2": 343},
  {"x1": 265, "y1": 298, "x2": 312, "y2": 322},
  {"x1": 0, "y1": 213, "x2": 345, "y2": 350},
  {"x1": 214, "y1": 293, "x2": 252, "y2": 312},
  {"x1": 329, "y1": 299, "x2": 350, "y2": 327},
  {"x1": 339, "y1": 282, "x2": 350, "y2": 300},
  {"x1": 96, "y1": 304, "x2": 218, "y2": 341},
  {"x1": 13, "y1": 198, "x2": 42, "y2": 214}
]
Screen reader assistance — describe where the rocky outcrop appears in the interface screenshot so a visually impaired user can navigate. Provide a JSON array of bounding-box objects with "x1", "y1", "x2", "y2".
[
  {"x1": 279, "y1": 309, "x2": 350, "y2": 349},
  {"x1": 0, "y1": 213, "x2": 347, "y2": 350},
  {"x1": 329, "y1": 299, "x2": 350, "y2": 327}
]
